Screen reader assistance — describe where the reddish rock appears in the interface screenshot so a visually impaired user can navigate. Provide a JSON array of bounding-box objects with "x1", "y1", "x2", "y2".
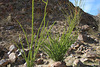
[
  {"x1": 50, "y1": 61, "x2": 67, "y2": 67},
  {"x1": 36, "y1": 59, "x2": 44, "y2": 65}
]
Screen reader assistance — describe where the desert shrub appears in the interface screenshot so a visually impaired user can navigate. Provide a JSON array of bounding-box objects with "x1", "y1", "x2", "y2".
[
  {"x1": 41, "y1": 0, "x2": 84, "y2": 61},
  {"x1": 14, "y1": 0, "x2": 54, "y2": 66}
]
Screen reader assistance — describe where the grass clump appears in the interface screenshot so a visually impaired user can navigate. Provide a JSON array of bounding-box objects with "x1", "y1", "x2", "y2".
[
  {"x1": 41, "y1": 0, "x2": 84, "y2": 61},
  {"x1": 14, "y1": 0, "x2": 55, "y2": 67}
]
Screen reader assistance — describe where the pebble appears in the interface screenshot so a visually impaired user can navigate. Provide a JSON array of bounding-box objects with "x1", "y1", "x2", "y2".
[
  {"x1": 0, "y1": 59, "x2": 9, "y2": 66},
  {"x1": 81, "y1": 25, "x2": 89, "y2": 31},
  {"x1": 73, "y1": 59, "x2": 84, "y2": 67},
  {"x1": 65, "y1": 55, "x2": 75, "y2": 66},
  {"x1": 9, "y1": 52, "x2": 16, "y2": 63},
  {"x1": 71, "y1": 43, "x2": 80, "y2": 50},
  {"x1": 15, "y1": 49, "x2": 27, "y2": 57},
  {"x1": 9, "y1": 45, "x2": 17, "y2": 53},
  {"x1": 78, "y1": 34, "x2": 83, "y2": 41},
  {"x1": 36, "y1": 59, "x2": 44, "y2": 65},
  {"x1": 5, "y1": 26, "x2": 14, "y2": 30},
  {"x1": 17, "y1": 49, "x2": 24, "y2": 57},
  {"x1": 82, "y1": 51, "x2": 97, "y2": 60},
  {"x1": 96, "y1": 46, "x2": 100, "y2": 51},
  {"x1": 97, "y1": 33, "x2": 100, "y2": 38},
  {"x1": 76, "y1": 51, "x2": 84, "y2": 55},
  {"x1": 50, "y1": 61, "x2": 67, "y2": 67},
  {"x1": 23, "y1": 62, "x2": 27, "y2": 67},
  {"x1": 80, "y1": 58, "x2": 92, "y2": 63},
  {"x1": 71, "y1": 44, "x2": 75, "y2": 49},
  {"x1": 7, "y1": 14, "x2": 12, "y2": 22},
  {"x1": 77, "y1": 45, "x2": 84, "y2": 51},
  {"x1": 96, "y1": 46, "x2": 100, "y2": 54}
]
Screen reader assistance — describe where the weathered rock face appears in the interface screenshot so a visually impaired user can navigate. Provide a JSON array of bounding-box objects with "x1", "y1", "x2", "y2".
[
  {"x1": 33, "y1": 0, "x2": 75, "y2": 21},
  {"x1": 0, "y1": 0, "x2": 72, "y2": 22},
  {"x1": 80, "y1": 13, "x2": 99, "y2": 31},
  {"x1": 0, "y1": 0, "x2": 99, "y2": 30}
]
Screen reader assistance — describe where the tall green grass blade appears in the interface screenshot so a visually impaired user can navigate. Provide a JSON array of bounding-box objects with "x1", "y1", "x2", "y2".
[{"x1": 16, "y1": 20, "x2": 30, "y2": 48}]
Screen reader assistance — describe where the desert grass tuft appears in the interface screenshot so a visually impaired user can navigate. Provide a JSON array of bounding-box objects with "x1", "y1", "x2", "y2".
[
  {"x1": 41, "y1": 0, "x2": 85, "y2": 61},
  {"x1": 13, "y1": 0, "x2": 55, "y2": 66}
]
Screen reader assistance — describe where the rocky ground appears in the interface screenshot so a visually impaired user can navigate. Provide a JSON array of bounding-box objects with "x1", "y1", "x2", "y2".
[{"x1": 0, "y1": 0, "x2": 100, "y2": 67}]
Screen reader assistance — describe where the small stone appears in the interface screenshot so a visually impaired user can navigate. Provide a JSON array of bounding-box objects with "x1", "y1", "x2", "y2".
[
  {"x1": 5, "y1": 26, "x2": 14, "y2": 30},
  {"x1": 73, "y1": 59, "x2": 84, "y2": 67},
  {"x1": 21, "y1": 8, "x2": 25, "y2": 14},
  {"x1": 81, "y1": 25, "x2": 89, "y2": 31},
  {"x1": 50, "y1": 61, "x2": 67, "y2": 67},
  {"x1": 17, "y1": 49, "x2": 24, "y2": 57},
  {"x1": 44, "y1": 61, "x2": 49, "y2": 65},
  {"x1": 7, "y1": 64, "x2": 11, "y2": 67},
  {"x1": 76, "y1": 51, "x2": 84, "y2": 55},
  {"x1": 7, "y1": 14, "x2": 12, "y2": 22},
  {"x1": 96, "y1": 46, "x2": 100, "y2": 51},
  {"x1": 9, "y1": 52, "x2": 16, "y2": 63},
  {"x1": 16, "y1": 49, "x2": 29, "y2": 57},
  {"x1": 80, "y1": 58, "x2": 88, "y2": 62},
  {"x1": 36, "y1": 59, "x2": 44, "y2": 65},
  {"x1": 78, "y1": 34, "x2": 83, "y2": 41},
  {"x1": 75, "y1": 56, "x2": 81, "y2": 59},
  {"x1": 0, "y1": 59, "x2": 9, "y2": 66},
  {"x1": 9, "y1": 45, "x2": 17, "y2": 52},
  {"x1": 97, "y1": 33, "x2": 100, "y2": 38},
  {"x1": 75, "y1": 43, "x2": 80, "y2": 48},
  {"x1": 82, "y1": 51, "x2": 97, "y2": 60},
  {"x1": 71, "y1": 44, "x2": 75, "y2": 49},
  {"x1": 80, "y1": 58, "x2": 92, "y2": 63},
  {"x1": 23, "y1": 62, "x2": 27, "y2": 67},
  {"x1": 71, "y1": 43, "x2": 80, "y2": 50},
  {"x1": 77, "y1": 45, "x2": 84, "y2": 51}
]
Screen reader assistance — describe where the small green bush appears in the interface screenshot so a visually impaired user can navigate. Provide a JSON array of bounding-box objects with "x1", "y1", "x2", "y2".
[
  {"x1": 41, "y1": 0, "x2": 84, "y2": 61},
  {"x1": 14, "y1": 0, "x2": 54, "y2": 67}
]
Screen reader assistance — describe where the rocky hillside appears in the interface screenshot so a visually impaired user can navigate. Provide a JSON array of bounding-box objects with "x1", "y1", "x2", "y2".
[{"x1": 0, "y1": 0, "x2": 100, "y2": 67}]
